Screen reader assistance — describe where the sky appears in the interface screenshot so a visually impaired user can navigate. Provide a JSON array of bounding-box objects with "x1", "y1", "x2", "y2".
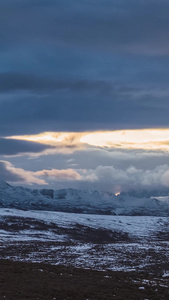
[{"x1": 1, "y1": 0, "x2": 169, "y2": 192}]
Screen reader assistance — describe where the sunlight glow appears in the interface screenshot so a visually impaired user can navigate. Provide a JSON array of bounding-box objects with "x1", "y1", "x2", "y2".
[
  {"x1": 6, "y1": 128, "x2": 169, "y2": 152},
  {"x1": 8, "y1": 132, "x2": 83, "y2": 146}
]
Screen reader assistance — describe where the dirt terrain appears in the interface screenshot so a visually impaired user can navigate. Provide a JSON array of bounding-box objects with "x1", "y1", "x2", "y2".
[{"x1": 0, "y1": 259, "x2": 168, "y2": 300}]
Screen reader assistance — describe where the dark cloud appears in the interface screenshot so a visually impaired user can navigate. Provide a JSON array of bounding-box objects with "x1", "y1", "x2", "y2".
[
  {"x1": 0, "y1": 0, "x2": 169, "y2": 55},
  {"x1": 0, "y1": 73, "x2": 114, "y2": 93},
  {"x1": 1, "y1": 0, "x2": 169, "y2": 193},
  {"x1": 0, "y1": 0, "x2": 169, "y2": 136},
  {"x1": 0, "y1": 138, "x2": 53, "y2": 155},
  {"x1": 0, "y1": 85, "x2": 168, "y2": 135}
]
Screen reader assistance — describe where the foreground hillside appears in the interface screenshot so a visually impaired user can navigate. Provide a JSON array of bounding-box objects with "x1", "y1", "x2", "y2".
[
  {"x1": 0, "y1": 260, "x2": 168, "y2": 300},
  {"x1": 0, "y1": 208, "x2": 169, "y2": 299},
  {"x1": 1, "y1": 180, "x2": 169, "y2": 216},
  {"x1": 0, "y1": 208, "x2": 169, "y2": 273}
]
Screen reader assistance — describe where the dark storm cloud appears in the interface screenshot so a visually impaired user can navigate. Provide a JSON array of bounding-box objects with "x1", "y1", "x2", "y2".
[
  {"x1": 0, "y1": 0, "x2": 169, "y2": 136},
  {"x1": 0, "y1": 84, "x2": 168, "y2": 135},
  {"x1": 0, "y1": 138, "x2": 53, "y2": 155},
  {"x1": 1, "y1": 0, "x2": 169, "y2": 192},
  {"x1": 0, "y1": 72, "x2": 114, "y2": 93},
  {"x1": 0, "y1": 0, "x2": 169, "y2": 55}
]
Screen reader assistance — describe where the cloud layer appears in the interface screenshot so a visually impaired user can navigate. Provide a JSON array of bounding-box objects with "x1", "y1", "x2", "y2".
[
  {"x1": 1, "y1": 0, "x2": 169, "y2": 56},
  {"x1": 2, "y1": 160, "x2": 169, "y2": 193},
  {"x1": 0, "y1": 161, "x2": 46, "y2": 185},
  {"x1": 0, "y1": 138, "x2": 53, "y2": 156},
  {"x1": 1, "y1": 1, "x2": 169, "y2": 192},
  {"x1": 1, "y1": 1, "x2": 169, "y2": 136},
  {"x1": 8, "y1": 130, "x2": 169, "y2": 153}
]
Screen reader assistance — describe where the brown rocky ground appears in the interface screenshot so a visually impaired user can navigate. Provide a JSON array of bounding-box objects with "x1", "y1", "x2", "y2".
[{"x1": 0, "y1": 259, "x2": 168, "y2": 300}]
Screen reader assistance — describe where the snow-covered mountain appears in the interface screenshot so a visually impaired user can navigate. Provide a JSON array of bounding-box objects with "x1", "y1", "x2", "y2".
[{"x1": 1, "y1": 180, "x2": 169, "y2": 216}]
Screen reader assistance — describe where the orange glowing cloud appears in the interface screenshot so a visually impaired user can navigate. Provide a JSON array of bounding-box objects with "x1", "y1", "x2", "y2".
[{"x1": 35, "y1": 168, "x2": 82, "y2": 181}]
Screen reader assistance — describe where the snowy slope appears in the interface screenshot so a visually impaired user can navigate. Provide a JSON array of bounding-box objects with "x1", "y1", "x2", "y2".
[
  {"x1": 0, "y1": 208, "x2": 169, "y2": 273},
  {"x1": 1, "y1": 180, "x2": 169, "y2": 216}
]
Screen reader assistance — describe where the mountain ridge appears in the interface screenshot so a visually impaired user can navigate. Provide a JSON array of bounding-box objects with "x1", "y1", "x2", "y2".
[{"x1": 1, "y1": 180, "x2": 169, "y2": 216}]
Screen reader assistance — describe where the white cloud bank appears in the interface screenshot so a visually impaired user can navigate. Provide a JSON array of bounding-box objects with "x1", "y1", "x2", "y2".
[{"x1": 1, "y1": 160, "x2": 169, "y2": 192}]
